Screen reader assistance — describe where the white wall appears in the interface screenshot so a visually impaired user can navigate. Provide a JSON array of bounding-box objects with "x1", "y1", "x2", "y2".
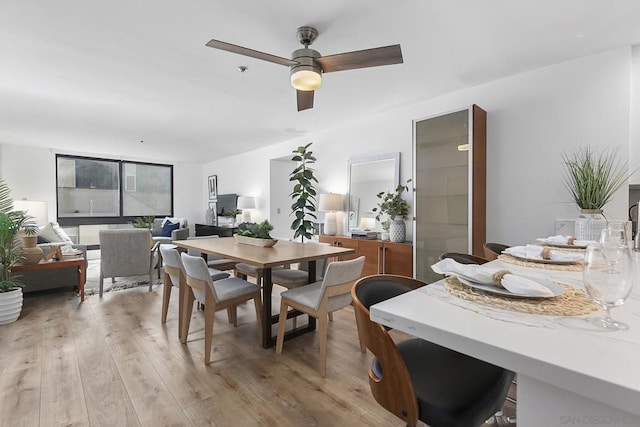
[
  {"x1": 0, "y1": 144, "x2": 202, "y2": 235},
  {"x1": 202, "y1": 47, "x2": 633, "y2": 246}
]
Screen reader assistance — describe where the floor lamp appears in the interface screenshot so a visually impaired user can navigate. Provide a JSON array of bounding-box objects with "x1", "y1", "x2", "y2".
[{"x1": 318, "y1": 193, "x2": 343, "y2": 236}]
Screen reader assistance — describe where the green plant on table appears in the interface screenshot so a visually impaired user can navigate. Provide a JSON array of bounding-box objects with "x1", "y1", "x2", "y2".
[
  {"x1": 561, "y1": 146, "x2": 635, "y2": 211},
  {"x1": 236, "y1": 220, "x2": 274, "y2": 239},
  {"x1": 373, "y1": 179, "x2": 412, "y2": 223},
  {"x1": 0, "y1": 180, "x2": 39, "y2": 292}
]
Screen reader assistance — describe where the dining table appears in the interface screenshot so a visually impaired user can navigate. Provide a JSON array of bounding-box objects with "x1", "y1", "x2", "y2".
[
  {"x1": 172, "y1": 237, "x2": 355, "y2": 348},
  {"x1": 370, "y1": 254, "x2": 640, "y2": 427}
]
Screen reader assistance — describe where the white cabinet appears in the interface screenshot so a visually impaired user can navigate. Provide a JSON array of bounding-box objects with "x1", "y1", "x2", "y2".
[{"x1": 413, "y1": 105, "x2": 486, "y2": 283}]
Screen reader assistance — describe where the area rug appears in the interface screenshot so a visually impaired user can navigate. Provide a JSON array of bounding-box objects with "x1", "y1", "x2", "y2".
[{"x1": 84, "y1": 258, "x2": 163, "y2": 296}]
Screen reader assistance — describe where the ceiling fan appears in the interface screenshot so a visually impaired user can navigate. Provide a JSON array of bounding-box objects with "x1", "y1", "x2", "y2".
[{"x1": 206, "y1": 26, "x2": 403, "y2": 111}]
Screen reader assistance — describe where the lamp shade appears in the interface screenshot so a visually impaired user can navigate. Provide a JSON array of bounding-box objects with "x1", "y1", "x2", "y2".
[
  {"x1": 12, "y1": 200, "x2": 48, "y2": 226},
  {"x1": 318, "y1": 193, "x2": 343, "y2": 212},
  {"x1": 237, "y1": 196, "x2": 255, "y2": 210},
  {"x1": 360, "y1": 217, "x2": 376, "y2": 231}
]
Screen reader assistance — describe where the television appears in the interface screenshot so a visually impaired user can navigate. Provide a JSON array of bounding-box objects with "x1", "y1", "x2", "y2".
[{"x1": 216, "y1": 193, "x2": 237, "y2": 217}]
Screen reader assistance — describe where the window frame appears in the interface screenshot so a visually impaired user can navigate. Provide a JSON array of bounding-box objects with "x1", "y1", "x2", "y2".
[{"x1": 55, "y1": 154, "x2": 174, "y2": 226}]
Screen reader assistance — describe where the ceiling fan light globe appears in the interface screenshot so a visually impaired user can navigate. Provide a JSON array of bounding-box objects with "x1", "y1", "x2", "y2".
[{"x1": 291, "y1": 69, "x2": 321, "y2": 91}]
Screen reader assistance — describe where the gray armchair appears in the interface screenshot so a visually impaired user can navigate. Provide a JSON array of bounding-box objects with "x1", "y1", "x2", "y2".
[
  {"x1": 151, "y1": 218, "x2": 189, "y2": 244},
  {"x1": 98, "y1": 229, "x2": 159, "y2": 297}
]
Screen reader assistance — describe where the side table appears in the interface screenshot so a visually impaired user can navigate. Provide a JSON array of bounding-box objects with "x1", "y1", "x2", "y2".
[{"x1": 12, "y1": 256, "x2": 87, "y2": 301}]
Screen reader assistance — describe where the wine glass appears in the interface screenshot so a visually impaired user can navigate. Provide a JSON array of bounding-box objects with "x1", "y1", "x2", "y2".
[{"x1": 583, "y1": 243, "x2": 635, "y2": 330}]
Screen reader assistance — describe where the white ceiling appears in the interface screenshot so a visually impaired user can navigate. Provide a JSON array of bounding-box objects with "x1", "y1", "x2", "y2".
[{"x1": 2, "y1": 1, "x2": 640, "y2": 164}]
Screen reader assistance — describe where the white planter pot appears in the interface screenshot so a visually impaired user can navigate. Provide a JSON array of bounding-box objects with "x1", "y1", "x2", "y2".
[
  {"x1": 389, "y1": 218, "x2": 406, "y2": 243},
  {"x1": 0, "y1": 288, "x2": 23, "y2": 325}
]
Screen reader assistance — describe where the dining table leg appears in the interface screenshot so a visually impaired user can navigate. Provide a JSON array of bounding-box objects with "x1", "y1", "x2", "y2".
[{"x1": 261, "y1": 261, "x2": 319, "y2": 349}]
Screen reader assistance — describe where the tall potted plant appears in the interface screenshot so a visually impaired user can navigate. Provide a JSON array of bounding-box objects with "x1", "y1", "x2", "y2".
[
  {"x1": 0, "y1": 180, "x2": 39, "y2": 325},
  {"x1": 562, "y1": 146, "x2": 634, "y2": 241},
  {"x1": 289, "y1": 143, "x2": 318, "y2": 242},
  {"x1": 373, "y1": 179, "x2": 411, "y2": 243}
]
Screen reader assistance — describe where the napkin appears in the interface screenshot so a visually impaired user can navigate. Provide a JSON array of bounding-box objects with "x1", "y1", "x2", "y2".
[
  {"x1": 431, "y1": 258, "x2": 555, "y2": 297},
  {"x1": 536, "y1": 235, "x2": 593, "y2": 247},
  {"x1": 504, "y1": 245, "x2": 583, "y2": 262}
]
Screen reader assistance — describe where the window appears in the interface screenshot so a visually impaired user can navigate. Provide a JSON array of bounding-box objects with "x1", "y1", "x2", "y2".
[{"x1": 56, "y1": 154, "x2": 173, "y2": 225}]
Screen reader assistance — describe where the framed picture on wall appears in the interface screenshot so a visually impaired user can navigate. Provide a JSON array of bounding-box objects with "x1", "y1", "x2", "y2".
[
  {"x1": 208, "y1": 175, "x2": 218, "y2": 200},
  {"x1": 207, "y1": 202, "x2": 218, "y2": 225}
]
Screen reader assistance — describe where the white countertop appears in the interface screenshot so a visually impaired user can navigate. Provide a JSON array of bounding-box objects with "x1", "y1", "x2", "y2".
[{"x1": 370, "y1": 259, "x2": 640, "y2": 417}]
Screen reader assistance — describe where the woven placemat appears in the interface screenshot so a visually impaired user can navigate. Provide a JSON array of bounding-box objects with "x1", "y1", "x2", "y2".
[
  {"x1": 444, "y1": 276, "x2": 598, "y2": 316},
  {"x1": 498, "y1": 254, "x2": 583, "y2": 271}
]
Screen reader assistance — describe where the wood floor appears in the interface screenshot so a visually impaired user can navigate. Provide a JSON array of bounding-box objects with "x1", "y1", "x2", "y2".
[{"x1": 0, "y1": 281, "x2": 515, "y2": 426}]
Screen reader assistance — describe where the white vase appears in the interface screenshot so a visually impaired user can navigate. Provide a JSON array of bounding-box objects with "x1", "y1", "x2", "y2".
[
  {"x1": 574, "y1": 209, "x2": 607, "y2": 241},
  {"x1": 389, "y1": 218, "x2": 406, "y2": 243},
  {"x1": 0, "y1": 288, "x2": 23, "y2": 325}
]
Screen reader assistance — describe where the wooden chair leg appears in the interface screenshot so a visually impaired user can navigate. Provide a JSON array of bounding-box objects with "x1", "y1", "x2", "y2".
[
  {"x1": 318, "y1": 312, "x2": 328, "y2": 378},
  {"x1": 181, "y1": 288, "x2": 195, "y2": 344},
  {"x1": 226, "y1": 307, "x2": 234, "y2": 323},
  {"x1": 354, "y1": 309, "x2": 366, "y2": 353},
  {"x1": 231, "y1": 305, "x2": 238, "y2": 327},
  {"x1": 328, "y1": 312, "x2": 333, "y2": 322},
  {"x1": 204, "y1": 292, "x2": 216, "y2": 365},
  {"x1": 275, "y1": 300, "x2": 289, "y2": 354},
  {"x1": 161, "y1": 272, "x2": 172, "y2": 323}
]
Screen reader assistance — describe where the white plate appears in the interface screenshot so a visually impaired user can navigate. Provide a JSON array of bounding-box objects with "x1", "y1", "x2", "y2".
[
  {"x1": 535, "y1": 238, "x2": 590, "y2": 249},
  {"x1": 505, "y1": 252, "x2": 581, "y2": 265},
  {"x1": 457, "y1": 277, "x2": 564, "y2": 298}
]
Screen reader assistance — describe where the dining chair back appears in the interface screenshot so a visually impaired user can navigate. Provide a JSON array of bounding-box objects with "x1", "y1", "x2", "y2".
[
  {"x1": 440, "y1": 252, "x2": 489, "y2": 265},
  {"x1": 181, "y1": 253, "x2": 263, "y2": 364},
  {"x1": 187, "y1": 235, "x2": 237, "y2": 271},
  {"x1": 98, "y1": 229, "x2": 158, "y2": 297},
  {"x1": 483, "y1": 243, "x2": 510, "y2": 261},
  {"x1": 275, "y1": 256, "x2": 365, "y2": 377},
  {"x1": 352, "y1": 275, "x2": 515, "y2": 427}
]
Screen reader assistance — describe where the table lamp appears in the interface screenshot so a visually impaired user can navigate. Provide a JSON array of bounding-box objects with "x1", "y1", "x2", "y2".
[
  {"x1": 12, "y1": 199, "x2": 49, "y2": 226},
  {"x1": 237, "y1": 196, "x2": 255, "y2": 223},
  {"x1": 359, "y1": 217, "x2": 376, "y2": 231},
  {"x1": 318, "y1": 193, "x2": 344, "y2": 236}
]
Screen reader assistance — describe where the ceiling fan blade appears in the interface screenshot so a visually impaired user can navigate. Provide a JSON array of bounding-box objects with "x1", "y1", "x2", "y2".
[
  {"x1": 206, "y1": 39, "x2": 299, "y2": 67},
  {"x1": 316, "y1": 44, "x2": 403, "y2": 73},
  {"x1": 297, "y1": 90, "x2": 314, "y2": 111}
]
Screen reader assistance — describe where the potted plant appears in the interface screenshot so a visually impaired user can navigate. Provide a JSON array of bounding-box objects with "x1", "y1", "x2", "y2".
[
  {"x1": 235, "y1": 220, "x2": 277, "y2": 247},
  {"x1": 373, "y1": 179, "x2": 411, "y2": 243},
  {"x1": 561, "y1": 146, "x2": 635, "y2": 240},
  {"x1": 130, "y1": 216, "x2": 155, "y2": 229},
  {"x1": 289, "y1": 143, "x2": 318, "y2": 242},
  {"x1": 0, "y1": 180, "x2": 39, "y2": 325}
]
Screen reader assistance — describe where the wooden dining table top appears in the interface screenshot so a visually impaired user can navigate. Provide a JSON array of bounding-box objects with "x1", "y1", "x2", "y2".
[{"x1": 172, "y1": 237, "x2": 355, "y2": 267}]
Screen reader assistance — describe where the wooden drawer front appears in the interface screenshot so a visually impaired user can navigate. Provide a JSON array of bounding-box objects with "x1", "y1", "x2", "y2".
[
  {"x1": 357, "y1": 240, "x2": 383, "y2": 276},
  {"x1": 383, "y1": 242, "x2": 413, "y2": 277},
  {"x1": 319, "y1": 236, "x2": 359, "y2": 261}
]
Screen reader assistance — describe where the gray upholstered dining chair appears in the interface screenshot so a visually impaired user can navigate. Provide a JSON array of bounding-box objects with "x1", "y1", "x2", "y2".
[
  {"x1": 181, "y1": 253, "x2": 263, "y2": 364},
  {"x1": 187, "y1": 235, "x2": 237, "y2": 271},
  {"x1": 275, "y1": 256, "x2": 365, "y2": 377},
  {"x1": 159, "y1": 245, "x2": 229, "y2": 341},
  {"x1": 98, "y1": 229, "x2": 159, "y2": 297}
]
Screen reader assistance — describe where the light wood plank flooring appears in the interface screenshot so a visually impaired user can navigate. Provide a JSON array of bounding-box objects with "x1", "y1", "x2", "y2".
[{"x1": 0, "y1": 282, "x2": 515, "y2": 426}]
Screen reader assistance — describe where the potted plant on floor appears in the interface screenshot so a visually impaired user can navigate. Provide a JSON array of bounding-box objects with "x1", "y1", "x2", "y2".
[
  {"x1": 0, "y1": 180, "x2": 39, "y2": 325},
  {"x1": 562, "y1": 146, "x2": 635, "y2": 241},
  {"x1": 289, "y1": 143, "x2": 318, "y2": 242},
  {"x1": 373, "y1": 179, "x2": 411, "y2": 243}
]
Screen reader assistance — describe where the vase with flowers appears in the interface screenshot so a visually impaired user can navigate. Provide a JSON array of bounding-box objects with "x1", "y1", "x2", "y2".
[
  {"x1": 562, "y1": 146, "x2": 635, "y2": 241},
  {"x1": 373, "y1": 179, "x2": 411, "y2": 243}
]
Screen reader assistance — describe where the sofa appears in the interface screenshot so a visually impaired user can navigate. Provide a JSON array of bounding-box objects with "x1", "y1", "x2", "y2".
[
  {"x1": 151, "y1": 217, "x2": 189, "y2": 244},
  {"x1": 13, "y1": 221, "x2": 88, "y2": 294}
]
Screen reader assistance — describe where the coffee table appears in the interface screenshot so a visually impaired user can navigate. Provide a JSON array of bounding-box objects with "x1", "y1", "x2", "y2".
[{"x1": 12, "y1": 256, "x2": 87, "y2": 301}]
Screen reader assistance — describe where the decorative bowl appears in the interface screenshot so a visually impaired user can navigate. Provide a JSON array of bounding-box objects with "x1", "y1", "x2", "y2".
[{"x1": 234, "y1": 235, "x2": 278, "y2": 247}]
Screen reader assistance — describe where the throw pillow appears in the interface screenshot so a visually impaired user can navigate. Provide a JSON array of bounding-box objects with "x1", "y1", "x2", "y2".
[
  {"x1": 161, "y1": 217, "x2": 185, "y2": 227},
  {"x1": 39, "y1": 222, "x2": 73, "y2": 243},
  {"x1": 161, "y1": 221, "x2": 180, "y2": 237}
]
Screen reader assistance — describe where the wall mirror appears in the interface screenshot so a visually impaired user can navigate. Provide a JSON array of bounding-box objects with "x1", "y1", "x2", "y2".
[{"x1": 347, "y1": 153, "x2": 400, "y2": 232}]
